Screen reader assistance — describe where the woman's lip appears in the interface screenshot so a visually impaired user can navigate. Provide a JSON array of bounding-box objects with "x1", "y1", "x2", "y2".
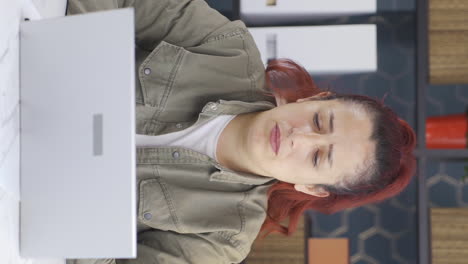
[
  {"x1": 276, "y1": 124, "x2": 281, "y2": 154},
  {"x1": 270, "y1": 123, "x2": 281, "y2": 155},
  {"x1": 270, "y1": 125, "x2": 277, "y2": 155}
]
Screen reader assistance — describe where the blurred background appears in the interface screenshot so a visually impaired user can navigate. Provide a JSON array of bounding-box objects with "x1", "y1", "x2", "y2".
[{"x1": 206, "y1": 0, "x2": 468, "y2": 264}]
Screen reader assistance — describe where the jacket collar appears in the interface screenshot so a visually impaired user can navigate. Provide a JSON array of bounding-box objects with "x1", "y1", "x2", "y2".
[
  {"x1": 198, "y1": 99, "x2": 275, "y2": 120},
  {"x1": 210, "y1": 162, "x2": 276, "y2": 185}
]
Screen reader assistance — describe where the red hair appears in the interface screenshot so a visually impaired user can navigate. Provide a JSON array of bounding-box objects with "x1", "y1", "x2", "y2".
[{"x1": 259, "y1": 59, "x2": 417, "y2": 236}]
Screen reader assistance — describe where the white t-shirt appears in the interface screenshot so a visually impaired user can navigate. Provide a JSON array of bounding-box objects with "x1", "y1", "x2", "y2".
[{"x1": 136, "y1": 115, "x2": 237, "y2": 162}]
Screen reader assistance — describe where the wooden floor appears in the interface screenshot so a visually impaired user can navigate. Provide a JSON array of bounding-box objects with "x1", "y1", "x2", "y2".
[
  {"x1": 429, "y1": 0, "x2": 468, "y2": 84},
  {"x1": 245, "y1": 217, "x2": 305, "y2": 264},
  {"x1": 431, "y1": 208, "x2": 468, "y2": 264}
]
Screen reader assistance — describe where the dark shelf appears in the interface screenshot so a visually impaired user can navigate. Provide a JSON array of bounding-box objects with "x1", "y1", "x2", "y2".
[
  {"x1": 416, "y1": 0, "x2": 430, "y2": 262},
  {"x1": 415, "y1": 149, "x2": 468, "y2": 159}
]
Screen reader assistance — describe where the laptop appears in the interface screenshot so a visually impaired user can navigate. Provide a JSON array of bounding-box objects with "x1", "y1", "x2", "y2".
[{"x1": 19, "y1": 8, "x2": 136, "y2": 258}]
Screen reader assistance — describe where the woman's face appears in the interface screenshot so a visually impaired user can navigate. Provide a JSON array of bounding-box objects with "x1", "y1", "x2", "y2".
[{"x1": 249, "y1": 94, "x2": 376, "y2": 196}]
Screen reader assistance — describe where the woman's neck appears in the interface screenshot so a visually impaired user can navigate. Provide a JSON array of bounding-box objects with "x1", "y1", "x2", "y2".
[{"x1": 216, "y1": 111, "x2": 261, "y2": 175}]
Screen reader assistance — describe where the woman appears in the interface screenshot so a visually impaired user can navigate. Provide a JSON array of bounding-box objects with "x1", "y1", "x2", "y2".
[{"x1": 66, "y1": 0, "x2": 416, "y2": 263}]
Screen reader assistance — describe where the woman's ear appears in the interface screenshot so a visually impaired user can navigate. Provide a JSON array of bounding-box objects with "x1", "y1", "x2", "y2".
[
  {"x1": 276, "y1": 91, "x2": 335, "y2": 106},
  {"x1": 294, "y1": 184, "x2": 330, "y2": 197},
  {"x1": 296, "y1": 91, "x2": 335, "y2": 103},
  {"x1": 274, "y1": 94, "x2": 289, "y2": 106}
]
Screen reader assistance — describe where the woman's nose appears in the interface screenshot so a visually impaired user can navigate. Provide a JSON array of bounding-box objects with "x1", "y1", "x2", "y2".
[{"x1": 290, "y1": 129, "x2": 328, "y2": 148}]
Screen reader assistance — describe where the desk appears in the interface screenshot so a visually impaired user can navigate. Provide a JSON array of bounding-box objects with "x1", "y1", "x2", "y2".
[{"x1": 0, "y1": 1, "x2": 65, "y2": 263}]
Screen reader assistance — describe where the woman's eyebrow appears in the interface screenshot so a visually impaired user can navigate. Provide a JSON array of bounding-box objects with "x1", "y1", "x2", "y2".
[{"x1": 328, "y1": 112, "x2": 334, "y2": 168}]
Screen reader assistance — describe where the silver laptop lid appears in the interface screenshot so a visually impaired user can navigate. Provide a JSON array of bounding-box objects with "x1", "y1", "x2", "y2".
[{"x1": 20, "y1": 8, "x2": 136, "y2": 258}]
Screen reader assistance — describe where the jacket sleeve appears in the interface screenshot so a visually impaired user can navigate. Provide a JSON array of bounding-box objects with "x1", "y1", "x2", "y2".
[
  {"x1": 66, "y1": 0, "x2": 236, "y2": 51},
  {"x1": 66, "y1": 229, "x2": 247, "y2": 264}
]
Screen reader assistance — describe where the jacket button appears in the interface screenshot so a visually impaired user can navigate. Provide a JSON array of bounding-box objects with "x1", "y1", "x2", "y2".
[
  {"x1": 144, "y1": 68, "x2": 151, "y2": 75},
  {"x1": 172, "y1": 151, "x2": 180, "y2": 159},
  {"x1": 175, "y1": 123, "x2": 182, "y2": 128},
  {"x1": 143, "y1": 213, "x2": 152, "y2": 220}
]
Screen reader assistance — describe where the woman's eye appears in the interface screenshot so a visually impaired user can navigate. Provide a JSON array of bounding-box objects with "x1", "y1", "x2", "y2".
[
  {"x1": 313, "y1": 150, "x2": 320, "y2": 167},
  {"x1": 314, "y1": 113, "x2": 321, "y2": 131}
]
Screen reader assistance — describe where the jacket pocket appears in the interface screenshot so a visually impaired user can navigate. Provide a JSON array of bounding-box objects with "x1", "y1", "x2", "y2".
[
  {"x1": 138, "y1": 41, "x2": 186, "y2": 108},
  {"x1": 138, "y1": 178, "x2": 181, "y2": 232}
]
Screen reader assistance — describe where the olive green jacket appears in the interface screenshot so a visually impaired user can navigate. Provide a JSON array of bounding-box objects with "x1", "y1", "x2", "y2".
[{"x1": 65, "y1": 0, "x2": 277, "y2": 263}]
